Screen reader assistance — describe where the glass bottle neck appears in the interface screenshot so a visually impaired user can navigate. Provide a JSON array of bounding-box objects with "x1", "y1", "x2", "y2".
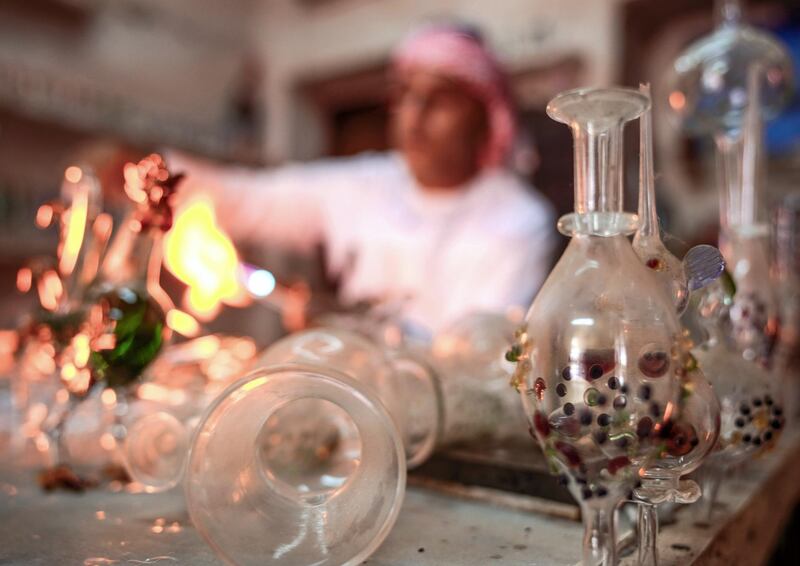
[
  {"x1": 573, "y1": 124, "x2": 623, "y2": 215},
  {"x1": 715, "y1": 133, "x2": 768, "y2": 240},
  {"x1": 559, "y1": 123, "x2": 637, "y2": 237},
  {"x1": 548, "y1": 87, "x2": 648, "y2": 236}
]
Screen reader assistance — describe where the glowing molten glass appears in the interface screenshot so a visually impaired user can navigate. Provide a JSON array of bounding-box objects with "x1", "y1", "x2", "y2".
[{"x1": 164, "y1": 198, "x2": 248, "y2": 320}]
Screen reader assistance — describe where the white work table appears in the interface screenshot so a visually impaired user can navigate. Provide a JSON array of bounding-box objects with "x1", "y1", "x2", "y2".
[{"x1": 1, "y1": 433, "x2": 798, "y2": 565}]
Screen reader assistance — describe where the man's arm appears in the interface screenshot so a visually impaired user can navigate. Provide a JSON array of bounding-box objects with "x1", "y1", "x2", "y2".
[{"x1": 167, "y1": 150, "x2": 354, "y2": 252}]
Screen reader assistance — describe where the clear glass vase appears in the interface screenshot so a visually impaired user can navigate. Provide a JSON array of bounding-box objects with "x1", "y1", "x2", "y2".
[
  {"x1": 713, "y1": 69, "x2": 780, "y2": 369},
  {"x1": 508, "y1": 87, "x2": 685, "y2": 566}
]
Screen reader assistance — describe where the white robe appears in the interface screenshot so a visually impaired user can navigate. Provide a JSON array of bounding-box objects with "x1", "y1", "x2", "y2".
[{"x1": 167, "y1": 151, "x2": 556, "y2": 335}]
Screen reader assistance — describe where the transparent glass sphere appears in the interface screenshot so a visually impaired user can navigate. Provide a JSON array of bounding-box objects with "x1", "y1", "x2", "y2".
[
  {"x1": 669, "y1": 20, "x2": 793, "y2": 135},
  {"x1": 125, "y1": 411, "x2": 190, "y2": 492}
]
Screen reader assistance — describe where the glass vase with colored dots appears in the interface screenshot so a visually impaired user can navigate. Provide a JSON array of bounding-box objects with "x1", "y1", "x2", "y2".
[
  {"x1": 669, "y1": 0, "x2": 792, "y2": 522},
  {"x1": 508, "y1": 87, "x2": 684, "y2": 566},
  {"x1": 689, "y1": 80, "x2": 784, "y2": 518}
]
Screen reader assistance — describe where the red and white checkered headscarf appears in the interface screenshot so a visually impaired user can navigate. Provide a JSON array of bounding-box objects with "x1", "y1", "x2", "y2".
[{"x1": 392, "y1": 24, "x2": 516, "y2": 169}]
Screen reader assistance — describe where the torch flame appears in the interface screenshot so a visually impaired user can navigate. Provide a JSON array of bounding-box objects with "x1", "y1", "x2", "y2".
[
  {"x1": 164, "y1": 197, "x2": 249, "y2": 320},
  {"x1": 59, "y1": 184, "x2": 89, "y2": 277},
  {"x1": 166, "y1": 308, "x2": 201, "y2": 338}
]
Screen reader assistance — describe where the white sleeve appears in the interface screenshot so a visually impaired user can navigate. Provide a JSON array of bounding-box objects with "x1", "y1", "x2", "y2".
[
  {"x1": 165, "y1": 150, "x2": 351, "y2": 252},
  {"x1": 471, "y1": 213, "x2": 557, "y2": 313}
]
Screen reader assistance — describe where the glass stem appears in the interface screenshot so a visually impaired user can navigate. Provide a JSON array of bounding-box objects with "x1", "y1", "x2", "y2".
[
  {"x1": 111, "y1": 389, "x2": 131, "y2": 456},
  {"x1": 715, "y1": 65, "x2": 765, "y2": 252},
  {"x1": 47, "y1": 394, "x2": 80, "y2": 466},
  {"x1": 582, "y1": 501, "x2": 619, "y2": 566},
  {"x1": 715, "y1": 132, "x2": 744, "y2": 246},
  {"x1": 637, "y1": 500, "x2": 659, "y2": 566}
]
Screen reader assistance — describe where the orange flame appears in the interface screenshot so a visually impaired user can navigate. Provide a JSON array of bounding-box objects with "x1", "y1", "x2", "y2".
[
  {"x1": 59, "y1": 185, "x2": 89, "y2": 277},
  {"x1": 164, "y1": 198, "x2": 249, "y2": 320},
  {"x1": 166, "y1": 309, "x2": 201, "y2": 338}
]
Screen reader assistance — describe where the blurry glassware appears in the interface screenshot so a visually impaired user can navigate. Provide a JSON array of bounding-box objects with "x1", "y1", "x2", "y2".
[
  {"x1": 431, "y1": 312, "x2": 530, "y2": 445},
  {"x1": 669, "y1": 0, "x2": 791, "y2": 524},
  {"x1": 123, "y1": 334, "x2": 258, "y2": 491},
  {"x1": 35, "y1": 154, "x2": 184, "y2": 484},
  {"x1": 772, "y1": 193, "x2": 800, "y2": 417},
  {"x1": 668, "y1": 0, "x2": 793, "y2": 136},
  {"x1": 128, "y1": 311, "x2": 527, "y2": 486},
  {"x1": 84, "y1": 154, "x2": 181, "y2": 392},
  {"x1": 13, "y1": 166, "x2": 106, "y2": 468},
  {"x1": 508, "y1": 87, "x2": 684, "y2": 566},
  {"x1": 669, "y1": 0, "x2": 791, "y2": 366},
  {"x1": 713, "y1": 67, "x2": 781, "y2": 368},
  {"x1": 690, "y1": 281, "x2": 782, "y2": 523},
  {"x1": 631, "y1": 85, "x2": 722, "y2": 566},
  {"x1": 691, "y1": 94, "x2": 785, "y2": 514},
  {"x1": 128, "y1": 313, "x2": 519, "y2": 565}
]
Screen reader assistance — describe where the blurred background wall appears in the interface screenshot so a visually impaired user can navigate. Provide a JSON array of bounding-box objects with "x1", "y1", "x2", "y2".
[{"x1": 0, "y1": 0, "x2": 797, "y2": 333}]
